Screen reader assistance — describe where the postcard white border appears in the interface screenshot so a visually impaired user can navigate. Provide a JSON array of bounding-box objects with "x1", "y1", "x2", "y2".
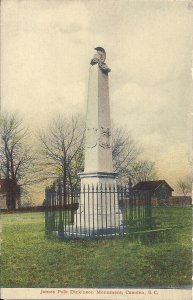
[{"x1": 1, "y1": 288, "x2": 192, "y2": 300}]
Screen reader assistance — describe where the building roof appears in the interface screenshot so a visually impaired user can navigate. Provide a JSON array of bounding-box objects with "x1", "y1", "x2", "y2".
[{"x1": 132, "y1": 180, "x2": 174, "y2": 191}]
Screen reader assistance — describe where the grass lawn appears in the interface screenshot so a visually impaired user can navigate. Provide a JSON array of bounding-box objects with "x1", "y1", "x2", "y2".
[{"x1": 0, "y1": 206, "x2": 192, "y2": 288}]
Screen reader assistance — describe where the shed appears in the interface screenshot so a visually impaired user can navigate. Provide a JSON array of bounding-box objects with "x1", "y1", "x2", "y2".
[{"x1": 132, "y1": 180, "x2": 174, "y2": 206}]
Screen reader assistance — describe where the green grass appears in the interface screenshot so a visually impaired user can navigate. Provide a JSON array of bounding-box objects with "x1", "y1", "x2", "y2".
[{"x1": 0, "y1": 206, "x2": 192, "y2": 288}]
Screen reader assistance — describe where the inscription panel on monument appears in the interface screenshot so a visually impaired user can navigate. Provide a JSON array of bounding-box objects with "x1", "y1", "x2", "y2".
[{"x1": 86, "y1": 128, "x2": 98, "y2": 148}]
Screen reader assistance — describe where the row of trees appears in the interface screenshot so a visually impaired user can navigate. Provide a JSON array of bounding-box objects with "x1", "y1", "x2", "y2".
[
  {"x1": 1, "y1": 111, "x2": 190, "y2": 209},
  {"x1": 0, "y1": 114, "x2": 37, "y2": 209}
]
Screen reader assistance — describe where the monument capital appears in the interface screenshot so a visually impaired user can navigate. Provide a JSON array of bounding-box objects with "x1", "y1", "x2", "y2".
[{"x1": 90, "y1": 46, "x2": 111, "y2": 73}]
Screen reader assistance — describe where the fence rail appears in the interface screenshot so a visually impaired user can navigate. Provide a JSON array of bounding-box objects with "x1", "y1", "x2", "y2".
[{"x1": 45, "y1": 184, "x2": 153, "y2": 239}]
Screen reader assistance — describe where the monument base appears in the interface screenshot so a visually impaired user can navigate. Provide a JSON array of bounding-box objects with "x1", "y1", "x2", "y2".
[
  {"x1": 70, "y1": 172, "x2": 123, "y2": 235},
  {"x1": 78, "y1": 171, "x2": 118, "y2": 186},
  {"x1": 55, "y1": 225, "x2": 127, "y2": 239}
]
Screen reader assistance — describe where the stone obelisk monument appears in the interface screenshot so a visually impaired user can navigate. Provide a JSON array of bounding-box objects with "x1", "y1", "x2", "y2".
[{"x1": 77, "y1": 47, "x2": 122, "y2": 235}]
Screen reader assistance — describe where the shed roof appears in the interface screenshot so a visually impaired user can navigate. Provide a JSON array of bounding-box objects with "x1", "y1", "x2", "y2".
[{"x1": 132, "y1": 180, "x2": 174, "y2": 191}]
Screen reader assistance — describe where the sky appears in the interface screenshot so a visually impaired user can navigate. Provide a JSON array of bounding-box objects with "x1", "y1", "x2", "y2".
[{"x1": 1, "y1": 0, "x2": 193, "y2": 194}]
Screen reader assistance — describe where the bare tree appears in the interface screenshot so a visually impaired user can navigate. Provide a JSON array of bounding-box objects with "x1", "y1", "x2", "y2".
[
  {"x1": 0, "y1": 113, "x2": 36, "y2": 209},
  {"x1": 40, "y1": 118, "x2": 153, "y2": 197},
  {"x1": 129, "y1": 160, "x2": 158, "y2": 185},
  {"x1": 112, "y1": 124, "x2": 142, "y2": 176},
  {"x1": 39, "y1": 115, "x2": 85, "y2": 203},
  {"x1": 177, "y1": 177, "x2": 192, "y2": 197}
]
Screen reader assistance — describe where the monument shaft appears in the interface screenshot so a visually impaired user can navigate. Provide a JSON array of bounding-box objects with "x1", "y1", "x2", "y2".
[{"x1": 84, "y1": 64, "x2": 113, "y2": 173}]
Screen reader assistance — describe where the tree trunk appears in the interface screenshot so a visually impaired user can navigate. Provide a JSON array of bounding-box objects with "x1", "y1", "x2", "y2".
[
  {"x1": 63, "y1": 167, "x2": 67, "y2": 205},
  {"x1": 6, "y1": 190, "x2": 16, "y2": 210},
  {"x1": 17, "y1": 194, "x2": 21, "y2": 209}
]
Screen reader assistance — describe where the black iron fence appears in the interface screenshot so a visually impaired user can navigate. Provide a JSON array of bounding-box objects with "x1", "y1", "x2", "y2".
[{"x1": 45, "y1": 184, "x2": 153, "y2": 239}]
